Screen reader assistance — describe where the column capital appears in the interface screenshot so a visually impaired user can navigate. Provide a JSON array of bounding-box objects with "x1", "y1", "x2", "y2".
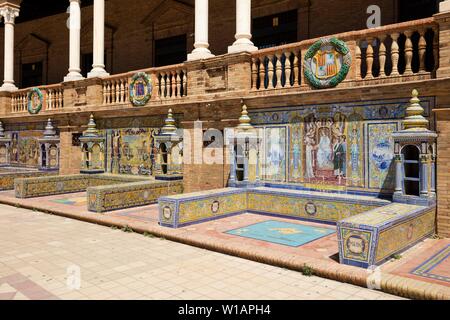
[{"x1": 0, "y1": 6, "x2": 19, "y2": 24}]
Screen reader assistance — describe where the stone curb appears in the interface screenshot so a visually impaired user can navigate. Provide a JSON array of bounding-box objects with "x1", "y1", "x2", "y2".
[{"x1": 1, "y1": 198, "x2": 449, "y2": 300}]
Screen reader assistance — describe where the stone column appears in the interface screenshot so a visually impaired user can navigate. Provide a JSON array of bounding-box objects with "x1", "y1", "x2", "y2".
[
  {"x1": 420, "y1": 156, "x2": 429, "y2": 197},
  {"x1": 394, "y1": 156, "x2": 403, "y2": 195},
  {"x1": 187, "y1": 0, "x2": 214, "y2": 61},
  {"x1": 228, "y1": 143, "x2": 236, "y2": 186},
  {"x1": 430, "y1": 158, "x2": 436, "y2": 196},
  {"x1": 441, "y1": 0, "x2": 450, "y2": 12},
  {"x1": 64, "y1": 0, "x2": 84, "y2": 82},
  {"x1": 228, "y1": 0, "x2": 257, "y2": 53},
  {"x1": 88, "y1": 0, "x2": 109, "y2": 78},
  {"x1": 0, "y1": 6, "x2": 19, "y2": 91}
]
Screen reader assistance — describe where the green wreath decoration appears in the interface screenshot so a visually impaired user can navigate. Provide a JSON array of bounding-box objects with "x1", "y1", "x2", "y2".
[
  {"x1": 129, "y1": 72, "x2": 152, "y2": 106},
  {"x1": 304, "y1": 37, "x2": 352, "y2": 89},
  {"x1": 27, "y1": 88, "x2": 44, "y2": 114}
]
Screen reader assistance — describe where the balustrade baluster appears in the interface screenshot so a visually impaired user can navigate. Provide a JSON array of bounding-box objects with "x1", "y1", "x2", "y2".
[
  {"x1": 404, "y1": 31, "x2": 413, "y2": 75},
  {"x1": 176, "y1": 70, "x2": 181, "y2": 98},
  {"x1": 391, "y1": 33, "x2": 400, "y2": 76},
  {"x1": 251, "y1": 58, "x2": 258, "y2": 90},
  {"x1": 268, "y1": 55, "x2": 275, "y2": 89},
  {"x1": 418, "y1": 28, "x2": 427, "y2": 73},
  {"x1": 285, "y1": 52, "x2": 292, "y2": 87},
  {"x1": 182, "y1": 71, "x2": 187, "y2": 96},
  {"x1": 259, "y1": 57, "x2": 265, "y2": 89},
  {"x1": 163, "y1": 73, "x2": 168, "y2": 98},
  {"x1": 379, "y1": 35, "x2": 387, "y2": 77},
  {"x1": 355, "y1": 42, "x2": 362, "y2": 80},
  {"x1": 171, "y1": 71, "x2": 176, "y2": 97},
  {"x1": 366, "y1": 38, "x2": 374, "y2": 79},
  {"x1": 275, "y1": 53, "x2": 282, "y2": 88},
  {"x1": 293, "y1": 50, "x2": 299, "y2": 86}
]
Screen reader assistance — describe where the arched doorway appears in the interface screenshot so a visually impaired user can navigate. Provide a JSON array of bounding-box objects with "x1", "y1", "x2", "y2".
[{"x1": 402, "y1": 145, "x2": 420, "y2": 196}]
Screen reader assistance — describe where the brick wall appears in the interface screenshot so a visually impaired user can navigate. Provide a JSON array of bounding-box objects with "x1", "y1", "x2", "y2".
[{"x1": 0, "y1": 0, "x2": 401, "y2": 88}]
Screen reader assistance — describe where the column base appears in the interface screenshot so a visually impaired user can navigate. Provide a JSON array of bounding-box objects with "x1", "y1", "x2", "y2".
[
  {"x1": 228, "y1": 41, "x2": 258, "y2": 54},
  {"x1": 64, "y1": 72, "x2": 85, "y2": 82},
  {"x1": 87, "y1": 67, "x2": 109, "y2": 78},
  {"x1": 187, "y1": 49, "x2": 215, "y2": 61},
  {"x1": 440, "y1": 0, "x2": 450, "y2": 12},
  {"x1": 0, "y1": 83, "x2": 18, "y2": 92}
]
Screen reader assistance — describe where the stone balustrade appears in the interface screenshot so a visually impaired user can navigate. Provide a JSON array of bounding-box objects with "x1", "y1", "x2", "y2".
[
  {"x1": 0, "y1": 17, "x2": 445, "y2": 117},
  {"x1": 154, "y1": 65, "x2": 187, "y2": 99},
  {"x1": 355, "y1": 18, "x2": 437, "y2": 81},
  {"x1": 11, "y1": 84, "x2": 64, "y2": 113},
  {"x1": 102, "y1": 74, "x2": 129, "y2": 105},
  {"x1": 251, "y1": 17, "x2": 438, "y2": 91}
]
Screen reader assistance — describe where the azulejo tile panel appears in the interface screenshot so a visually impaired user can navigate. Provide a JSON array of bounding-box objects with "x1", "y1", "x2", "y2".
[
  {"x1": 247, "y1": 192, "x2": 379, "y2": 222},
  {"x1": 226, "y1": 220, "x2": 335, "y2": 247},
  {"x1": 0, "y1": 171, "x2": 54, "y2": 191},
  {"x1": 88, "y1": 180, "x2": 183, "y2": 213},
  {"x1": 158, "y1": 187, "x2": 388, "y2": 228},
  {"x1": 375, "y1": 208, "x2": 436, "y2": 262},
  {"x1": 249, "y1": 97, "x2": 434, "y2": 194}
]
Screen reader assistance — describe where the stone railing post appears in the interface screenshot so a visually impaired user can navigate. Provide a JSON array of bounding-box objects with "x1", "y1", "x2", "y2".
[
  {"x1": 0, "y1": 92, "x2": 11, "y2": 115},
  {"x1": 435, "y1": 2, "x2": 450, "y2": 77}
]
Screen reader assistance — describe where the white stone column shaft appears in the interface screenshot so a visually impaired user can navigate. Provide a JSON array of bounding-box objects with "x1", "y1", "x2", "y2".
[
  {"x1": 64, "y1": 0, "x2": 84, "y2": 82},
  {"x1": 88, "y1": 0, "x2": 109, "y2": 78},
  {"x1": 187, "y1": 0, "x2": 214, "y2": 61},
  {"x1": 0, "y1": 7, "x2": 19, "y2": 91},
  {"x1": 228, "y1": 0, "x2": 257, "y2": 53}
]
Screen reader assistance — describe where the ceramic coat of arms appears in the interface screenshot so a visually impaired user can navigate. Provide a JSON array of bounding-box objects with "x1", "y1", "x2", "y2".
[
  {"x1": 129, "y1": 72, "x2": 152, "y2": 106},
  {"x1": 27, "y1": 88, "x2": 44, "y2": 114},
  {"x1": 304, "y1": 38, "x2": 352, "y2": 89}
]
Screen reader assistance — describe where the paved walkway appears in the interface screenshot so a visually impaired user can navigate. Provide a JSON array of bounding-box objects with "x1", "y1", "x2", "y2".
[{"x1": 0, "y1": 205, "x2": 402, "y2": 300}]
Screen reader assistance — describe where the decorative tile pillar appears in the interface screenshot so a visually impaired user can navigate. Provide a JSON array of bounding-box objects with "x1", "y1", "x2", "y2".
[
  {"x1": 187, "y1": 0, "x2": 214, "y2": 61},
  {"x1": 154, "y1": 109, "x2": 183, "y2": 181},
  {"x1": 392, "y1": 90, "x2": 437, "y2": 206},
  {"x1": 0, "y1": 121, "x2": 12, "y2": 166},
  {"x1": 79, "y1": 114, "x2": 105, "y2": 174},
  {"x1": 64, "y1": 0, "x2": 84, "y2": 82},
  {"x1": 228, "y1": 0, "x2": 257, "y2": 53},
  {"x1": 0, "y1": 5, "x2": 19, "y2": 91},
  {"x1": 38, "y1": 119, "x2": 60, "y2": 171},
  {"x1": 88, "y1": 0, "x2": 109, "y2": 78},
  {"x1": 228, "y1": 101, "x2": 262, "y2": 188}
]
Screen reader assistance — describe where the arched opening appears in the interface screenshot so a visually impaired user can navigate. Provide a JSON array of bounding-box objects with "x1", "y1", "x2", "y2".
[
  {"x1": 82, "y1": 144, "x2": 90, "y2": 169},
  {"x1": 402, "y1": 145, "x2": 420, "y2": 196},
  {"x1": 235, "y1": 144, "x2": 245, "y2": 182},
  {"x1": 160, "y1": 144, "x2": 168, "y2": 174},
  {"x1": 41, "y1": 144, "x2": 46, "y2": 167}
]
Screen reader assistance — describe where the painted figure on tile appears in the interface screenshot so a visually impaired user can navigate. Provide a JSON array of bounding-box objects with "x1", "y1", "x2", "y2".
[
  {"x1": 265, "y1": 127, "x2": 286, "y2": 181},
  {"x1": 303, "y1": 113, "x2": 347, "y2": 184},
  {"x1": 289, "y1": 122, "x2": 303, "y2": 181},
  {"x1": 333, "y1": 135, "x2": 346, "y2": 178},
  {"x1": 317, "y1": 128, "x2": 333, "y2": 170},
  {"x1": 304, "y1": 123, "x2": 316, "y2": 179}
]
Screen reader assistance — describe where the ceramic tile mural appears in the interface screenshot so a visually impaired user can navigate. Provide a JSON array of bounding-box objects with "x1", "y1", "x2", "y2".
[
  {"x1": 367, "y1": 122, "x2": 398, "y2": 190},
  {"x1": 263, "y1": 127, "x2": 286, "y2": 182},
  {"x1": 249, "y1": 97, "x2": 433, "y2": 193},
  {"x1": 9, "y1": 131, "x2": 43, "y2": 167},
  {"x1": 106, "y1": 128, "x2": 159, "y2": 176}
]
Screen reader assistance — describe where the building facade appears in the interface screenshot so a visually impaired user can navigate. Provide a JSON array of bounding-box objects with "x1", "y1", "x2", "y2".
[{"x1": 0, "y1": 0, "x2": 449, "y2": 237}]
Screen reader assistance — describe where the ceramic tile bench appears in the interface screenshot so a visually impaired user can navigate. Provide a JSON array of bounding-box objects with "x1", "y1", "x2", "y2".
[
  {"x1": 158, "y1": 187, "x2": 390, "y2": 228},
  {"x1": 14, "y1": 173, "x2": 183, "y2": 213},
  {"x1": 337, "y1": 203, "x2": 436, "y2": 268}
]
